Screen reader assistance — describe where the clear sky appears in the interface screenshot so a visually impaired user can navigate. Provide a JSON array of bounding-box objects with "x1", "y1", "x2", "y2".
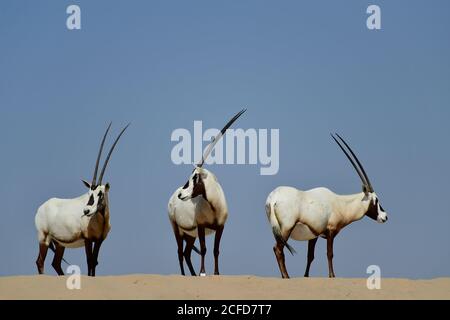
[{"x1": 0, "y1": 1, "x2": 449, "y2": 279}]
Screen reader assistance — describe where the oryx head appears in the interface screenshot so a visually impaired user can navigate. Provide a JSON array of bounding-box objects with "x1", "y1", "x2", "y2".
[
  {"x1": 82, "y1": 123, "x2": 130, "y2": 217},
  {"x1": 331, "y1": 133, "x2": 388, "y2": 223},
  {"x1": 178, "y1": 109, "x2": 246, "y2": 202},
  {"x1": 82, "y1": 183, "x2": 110, "y2": 217},
  {"x1": 178, "y1": 167, "x2": 210, "y2": 201}
]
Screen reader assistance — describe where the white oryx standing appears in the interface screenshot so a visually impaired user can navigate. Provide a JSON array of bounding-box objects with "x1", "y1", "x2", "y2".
[
  {"x1": 168, "y1": 109, "x2": 246, "y2": 276},
  {"x1": 266, "y1": 133, "x2": 388, "y2": 278},
  {"x1": 35, "y1": 123, "x2": 129, "y2": 277}
]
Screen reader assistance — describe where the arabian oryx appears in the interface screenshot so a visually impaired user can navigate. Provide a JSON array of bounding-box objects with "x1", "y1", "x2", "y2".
[
  {"x1": 35, "y1": 123, "x2": 129, "y2": 276},
  {"x1": 266, "y1": 133, "x2": 388, "y2": 278},
  {"x1": 168, "y1": 109, "x2": 246, "y2": 276}
]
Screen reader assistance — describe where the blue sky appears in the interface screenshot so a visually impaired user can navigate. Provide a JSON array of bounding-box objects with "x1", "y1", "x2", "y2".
[{"x1": 0, "y1": 0, "x2": 449, "y2": 278}]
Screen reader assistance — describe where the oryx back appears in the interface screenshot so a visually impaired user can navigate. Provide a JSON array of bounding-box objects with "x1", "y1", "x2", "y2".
[{"x1": 266, "y1": 186, "x2": 333, "y2": 241}]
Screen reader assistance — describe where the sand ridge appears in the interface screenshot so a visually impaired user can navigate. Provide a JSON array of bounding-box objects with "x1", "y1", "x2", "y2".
[{"x1": 0, "y1": 275, "x2": 449, "y2": 300}]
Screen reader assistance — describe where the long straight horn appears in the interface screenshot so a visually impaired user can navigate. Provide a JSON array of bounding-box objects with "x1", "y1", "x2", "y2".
[
  {"x1": 198, "y1": 109, "x2": 247, "y2": 167},
  {"x1": 335, "y1": 133, "x2": 374, "y2": 192},
  {"x1": 98, "y1": 123, "x2": 131, "y2": 185},
  {"x1": 331, "y1": 133, "x2": 372, "y2": 192},
  {"x1": 92, "y1": 122, "x2": 112, "y2": 187}
]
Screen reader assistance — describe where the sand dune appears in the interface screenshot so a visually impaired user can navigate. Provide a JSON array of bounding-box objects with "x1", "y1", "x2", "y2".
[{"x1": 0, "y1": 275, "x2": 449, "y2": 300}]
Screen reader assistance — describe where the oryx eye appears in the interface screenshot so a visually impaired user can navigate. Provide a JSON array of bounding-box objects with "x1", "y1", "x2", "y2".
[
  {"x1": 182, "y1": 180, "x2": 189, "y2": 190},
  {"x1": 98, "y1": 192, "x2": 103, "y2": 198}
]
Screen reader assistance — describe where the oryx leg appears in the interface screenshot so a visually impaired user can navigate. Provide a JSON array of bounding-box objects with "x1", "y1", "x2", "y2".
[
  {"x1": 84, "y1": 240, "x2": 94, "y2": 277},
  {"x1": 273, "y1": 239, "x2": 289, "y2": 279},
  {"x1": 198, "y1": 225, "x2": 207, "y2": 276},
  {"x1": 304, "y1": 237, "x2": 318, "y2": 277},
  {"x1": 51, "y1": 242, "x2": 66, "y2": 276},
  {"x1": 213, "y1": 225, "x2": 224, "y2": 275},
  {"x1": 326, "y1": 232, "x2": 336, "y2": 278},
  {"x1": 273, "y1": 227, "x2": 294, "y2": 279},
  {"x1": 91, "y1": 239, "x2": 103, "y2": 277},
  {"x1": 36, "y1": 242, "x2": 49, "y2": 274},
  {"x1": 183, "y1": 235, "x2": 197, "y2": 276},
  {"x1": 172, "y1": 223, "x2": 186, "y2": 276}
]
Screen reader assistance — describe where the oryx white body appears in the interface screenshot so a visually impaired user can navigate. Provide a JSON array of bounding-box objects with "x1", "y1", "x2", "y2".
[
  {"x1": 266, "y1": 187, "x2": 386, "y2": 242},
  {"x1": 35, "y1": 189, "x2": 111, "y2": 250},
  {"x1": 266, "y1": 134, "x2": 388, "y2": 279},
  {"x1": 168, "y1": 169, "x2": 228, "y2": 239},
  {"x1": 168, "y1": 167, "x2": 229, "y2": 276}
]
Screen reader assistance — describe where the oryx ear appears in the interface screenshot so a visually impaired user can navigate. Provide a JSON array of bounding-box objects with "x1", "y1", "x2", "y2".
[
  {"x1": 82, "y1": 180, "x2": 91, "y2": 189},
  {"x1": 105, "y1": 183, "x2": 110, "y2": 191}
]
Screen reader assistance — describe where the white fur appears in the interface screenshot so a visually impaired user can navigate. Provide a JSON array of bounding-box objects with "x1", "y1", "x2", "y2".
[
  {"x1": 35, "y1": 185, "x2": 111, "y2": 248},
  {"x1": 168, "y1": 167, "x2": 228, "y2": 238},
  {"x1": 266, "y1": 186, "x2": 387, "y2": 241}
]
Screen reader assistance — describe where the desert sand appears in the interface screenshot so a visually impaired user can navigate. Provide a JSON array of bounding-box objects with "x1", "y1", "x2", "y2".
[{"x1": 0, "y1": 275, "x2": 449, "y2": 300}]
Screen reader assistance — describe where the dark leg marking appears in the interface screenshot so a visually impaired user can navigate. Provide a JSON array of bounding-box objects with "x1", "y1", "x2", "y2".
[
  {"x1": 183, "y1": 235, "x2": 197, "y2": 276},
  {"x1": 171, "y1": 223, "x2": 186, "y2": 276},
  {"x1": 51, "y1": 242, "x2": 66, "y2": 276},
  {"x1": 304, "y1": 237, "x2": 318, "y2": 277},
  {"x1": 273, "y1": 224, "x2": 297, "y2": 279},
  {"x1": 36, "y1": 243, "x2": 49, "y2": 275},
  {"x1": 198, "y1": 225, "x2": 207, "y2": 276},
  {"x1": 91, "y1": 240, "x2": 103, "y2": 277},
  {"x1": 326, "y1": 232, "x2": 336, "y2": 278},
  {"x1": 84, "y1": 240, "x2": 94, "y2": 277},
  {"x1": 213, "y1": 225, "x2": 224, "y2": 275},
  {"x1": 273, "y1": 239, "x2": 290, "y2": 279}
]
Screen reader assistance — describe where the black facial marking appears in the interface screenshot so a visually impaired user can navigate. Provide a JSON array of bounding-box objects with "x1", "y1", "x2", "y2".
[
  {"x1": 87, "y1": 195, "x2": 94, "y2": 206},
  {"x1": 183, "y1": 173, "x2": 198, "y2": 190},
  {"x1": 191, "y1": 174, "x2": 207, "y2": 201},
  {"x1": 365, "y1": 198, "x2": 379, "y2": 221},
  {"x1": 96, "y1": 189, "x2": 108, "y2": 215}
]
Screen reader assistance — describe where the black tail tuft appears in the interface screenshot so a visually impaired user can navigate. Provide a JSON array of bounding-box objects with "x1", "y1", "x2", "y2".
[
  {"x1": 272, "y1": 226, "x2": 296, "y2": 255},
  {"x1": 193, "y1": 245, "x2": 201, "y2": 255}
]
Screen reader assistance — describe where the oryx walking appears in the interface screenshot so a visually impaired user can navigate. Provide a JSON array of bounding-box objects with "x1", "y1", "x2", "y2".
[
  {"x1": 35, "y1": 123, "x2": 130, "y2": 276},
  {"x1": 266, "y1": 133, "x2": 388, "y2": 278},
  {"x1": 168, "y1": 109, "x2": 246, "y2": 276}
]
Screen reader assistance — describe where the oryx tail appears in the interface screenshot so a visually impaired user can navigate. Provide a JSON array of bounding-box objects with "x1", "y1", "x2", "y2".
[{"x1": 267, "y1": 202, "x2": 296, "y2": 255}]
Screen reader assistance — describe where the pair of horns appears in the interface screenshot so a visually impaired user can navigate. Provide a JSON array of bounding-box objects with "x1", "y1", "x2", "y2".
[
  {"x1": 197, "y1": 109, "x2": 247, "y2": 167},
  {"x1": 331, "y1": 133, "x2": 374, "y2": 193},
  {"x1": 91, "y1": 123, "x2": 130, "y2": 187}
]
